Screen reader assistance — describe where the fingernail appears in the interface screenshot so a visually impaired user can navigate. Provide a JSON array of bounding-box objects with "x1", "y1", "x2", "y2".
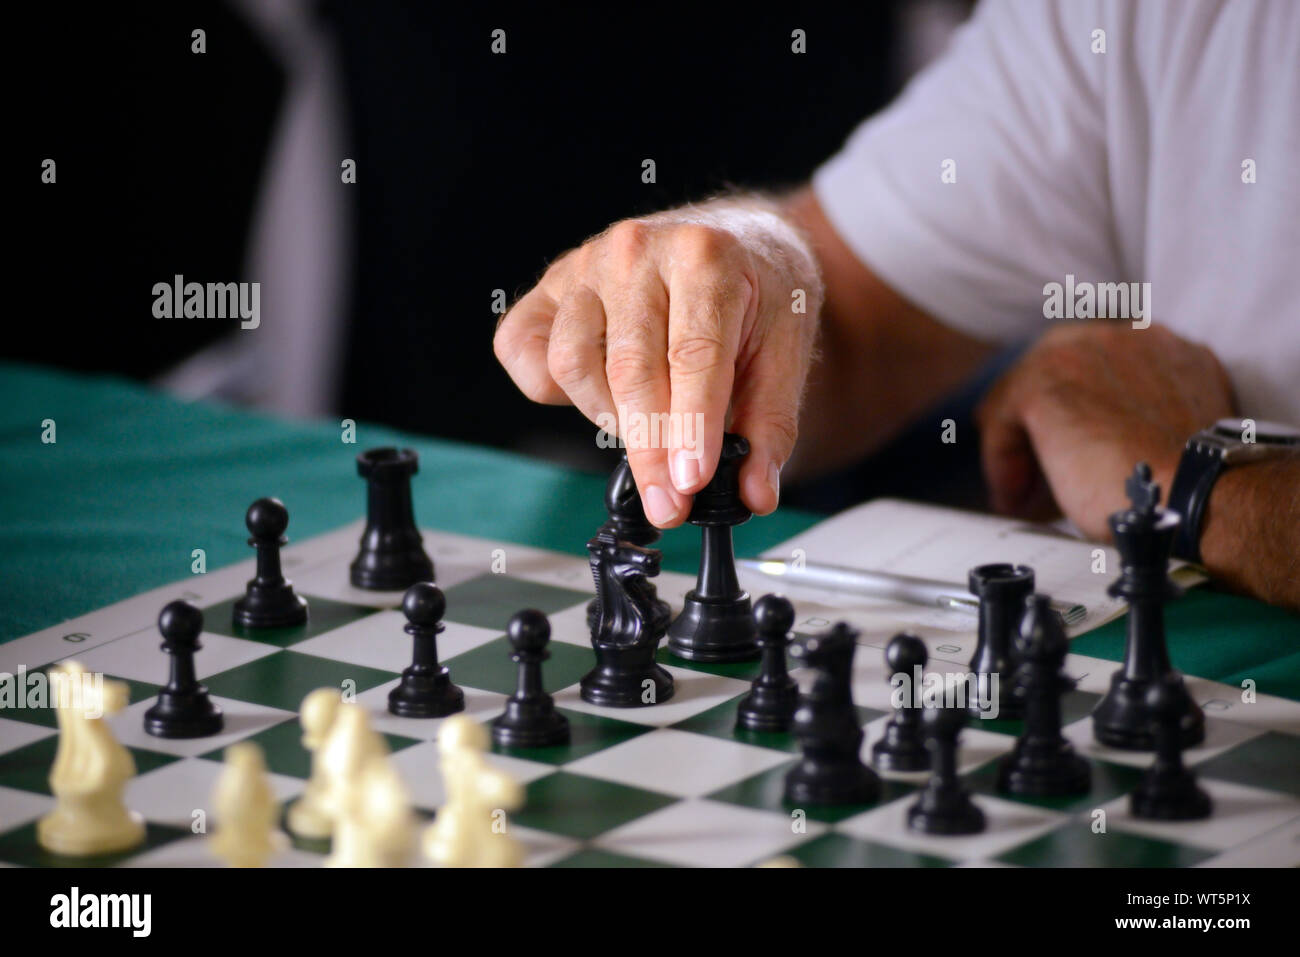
[
  {"x1": 670, "y1": 449, "x2": 702, "y2": 492},
  {"x1": 643, "y1": 484, "x2": 678, "y2": 526},
  {"x1": 767, "y1": 460, "x2": 781, "y2": 501}
]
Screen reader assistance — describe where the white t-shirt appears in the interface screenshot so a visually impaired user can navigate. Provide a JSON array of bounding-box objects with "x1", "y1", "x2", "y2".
[{"x1": 814, "y1": 0, "x2": 1299, "y2": 421}]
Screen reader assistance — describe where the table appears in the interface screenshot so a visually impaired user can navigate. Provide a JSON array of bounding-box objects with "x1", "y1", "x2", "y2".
[{"x1": 1, "y1": 362, "x2": 1296, "y2": 699}]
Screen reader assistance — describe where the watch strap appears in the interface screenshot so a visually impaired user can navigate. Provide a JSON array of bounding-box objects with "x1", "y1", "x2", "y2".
[{"x1": 1166, "y1": 438, "x2": 1226, "y2": 564}]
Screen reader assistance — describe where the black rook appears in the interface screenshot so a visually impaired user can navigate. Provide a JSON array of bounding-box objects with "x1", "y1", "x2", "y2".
[{"x1": 351, "y1": 447, "x2": 435, "y2": 591}]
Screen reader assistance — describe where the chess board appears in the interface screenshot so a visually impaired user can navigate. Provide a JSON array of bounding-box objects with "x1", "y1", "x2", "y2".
[{"x1": 1, "y1": 521, "x2": 1298, "y2": 869}]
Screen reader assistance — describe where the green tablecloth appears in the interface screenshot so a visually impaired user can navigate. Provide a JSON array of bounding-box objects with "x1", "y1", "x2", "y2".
[{"x1": 2, "y1": 363, "x2": 1297, "y2": 699}]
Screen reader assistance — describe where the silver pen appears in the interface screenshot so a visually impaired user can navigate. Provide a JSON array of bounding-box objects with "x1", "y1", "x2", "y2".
[{"x1": 738, "y1": 558, "x2": 1086, "y2": 626}]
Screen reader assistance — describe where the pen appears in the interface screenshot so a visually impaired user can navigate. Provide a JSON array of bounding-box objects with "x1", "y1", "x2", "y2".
[{"x1": 738, "y1": 558, "x2": 1087, "y2": 626}]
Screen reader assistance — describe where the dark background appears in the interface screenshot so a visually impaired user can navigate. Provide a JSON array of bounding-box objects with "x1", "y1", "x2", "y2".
[{"x1": 13, "y1": 1, "x2": 986, "y2": 511}]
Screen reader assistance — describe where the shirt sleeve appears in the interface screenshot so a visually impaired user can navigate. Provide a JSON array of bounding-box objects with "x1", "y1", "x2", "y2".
[{"x1": 813, "y1": 0, "x2": 1119, "y2": 343}]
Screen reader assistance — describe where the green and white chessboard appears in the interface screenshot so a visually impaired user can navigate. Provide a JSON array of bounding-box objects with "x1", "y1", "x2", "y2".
[{"x1": 2, "y1": 521, "x2": 1298, "y2": 868}]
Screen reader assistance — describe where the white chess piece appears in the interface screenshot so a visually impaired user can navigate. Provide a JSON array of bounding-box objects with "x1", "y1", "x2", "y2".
[
  {"x1": 325, "y1": 755, "x2": 416, "y2": 868},
  {"x1": 286, "y1": 688, "x2": 343, "y2": 839},
  {"x1": 37, "y1": 662, "x2": 145, "y2": 856},
  {"x1": 210, "y1": 741, "x2": 286, "y2": 867},
  {"x1": 423, "y1": 716, "x2": 523, "y2": 868},
  {"x1": 316, "y1": 702, "x2": 389, "y2": 828}
]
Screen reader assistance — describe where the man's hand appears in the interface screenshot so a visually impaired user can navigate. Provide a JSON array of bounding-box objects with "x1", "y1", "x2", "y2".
[
  {"x1": 493, "y1": 201, "x2": 822, "y2": 527},
  {"x1": 976, "y1": 322, "x2": 1237, "y2": 539}
]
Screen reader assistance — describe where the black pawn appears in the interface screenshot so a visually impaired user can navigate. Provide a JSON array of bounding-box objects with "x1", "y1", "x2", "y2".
[
  {"x1": 872, "y1": 633, "x2": 931, "y2": 772},
  {"x1": 144, "y1": 601, "x2": 224, "y2": 738},
  {"x1": 1130, "y1": 674, "x2": 1213, "y2": 821},
  {"x1": 783, "y1": 623, "x2": 880, "y2": 805},
  {"x1": 735, "y1": 594, "x2": 799, "y2": 733},
  {"x1": 587, "y1": 454, "x2": 670, "y2": 632},
  {"x1": 491, "y1": 610, "x2": 571, "y2": 748},
  {"x1": 350, "y1": 448, "x2": 435, "y2": 591},
  {"x1": 997, "y1": 594, "x2": 1091, "y2": 797},
  {"x1": 387, "y1": 582, "x2": 464, "y2": 718},
  {"x1": 967, "y1": 563, "x2": 1034, "y2": 720},
  {"x1": 233, "y1": 498, "x2": 309, "y2": 629},
  {"x1": 906, "y1": 704, "x2": 985, "y2": 835},
  {"x1": 667, "y1": 433, "x2": 759, "y2": 663},
  {"x1": 1093, "y1": 462, "x2": 1204, "y2": 750}
]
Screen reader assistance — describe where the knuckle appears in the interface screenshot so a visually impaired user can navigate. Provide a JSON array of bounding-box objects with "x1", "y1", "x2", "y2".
[
  {"x1": 624, "y1": 444, "x2": 662, "y2": 466},
  {"x1": 1035, "y1": 341, "x2": 1087, "y2": 381},
  {"x1": 758, "y1": 408, "x2": 800, "y2": 452},
  {"x1": 667, "y1": 334, "x2": 729, "y2": 376},
  {"x1": 604, "y1": 220, "x2": 652, "y2": 263},
  {"x1": 492, "y1": 316, "x2": 523, "y2": 365},
  {"x1": 673, "y1": 223, "x2": 738, "y2": 264},
  {"x1": 546, "y1": 338, "x2": 590, "y2": 388},
  {"x1": 494, "y1": 317, "x2": 556, "y2": 403},
  {"x1": 605, "y1": 348, "x2": 659, "y2": 395},
  {"x1": 517, "y1": 375, "x2": 554, "y2": 404},
  {"x1": 565, "y1": 242, "x2": 598, "y2": 278},
  {"x1": 510, "y1": 357, "x2": 557, "y2": 403}
]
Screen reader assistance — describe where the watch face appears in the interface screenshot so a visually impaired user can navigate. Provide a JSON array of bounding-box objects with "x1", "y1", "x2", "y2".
[{"x1": 1212, "y1": 418, "x2": 1300, "y2": 446}]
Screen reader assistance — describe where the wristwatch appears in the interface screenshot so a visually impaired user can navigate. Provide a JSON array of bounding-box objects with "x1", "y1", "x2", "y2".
[{"x1": 1166, "y1": 418, "x2": 1300, "y2": 564}]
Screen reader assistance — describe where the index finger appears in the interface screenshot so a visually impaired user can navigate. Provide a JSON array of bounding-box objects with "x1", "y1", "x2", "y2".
[{"x1": 663, "y1": 235, "x2": 753, "y2": 494}]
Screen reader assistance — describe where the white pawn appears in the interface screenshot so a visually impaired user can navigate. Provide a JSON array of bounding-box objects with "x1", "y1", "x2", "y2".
[
  {"x1": 286, "y1": 688, "x2": 343, "y2": 839},
  {"x1": 325, "y1": 756, "x2": 416, "y2": 868},
  {"x1": 424, "y1": 716, "x2": 523, "y2": 868},
  {"x1": 210, "y1": 741, "x2": 286, "y2": 867},
  {"x1": 37, "y1": 663, "x2": 145, "y2": 856}
]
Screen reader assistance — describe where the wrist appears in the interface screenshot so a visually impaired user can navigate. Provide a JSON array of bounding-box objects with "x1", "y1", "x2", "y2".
[
  {"x1": 1199, "y1": 455, "x2": 1299, "y2": 570},
  {"x1": 1165, "y1": 419, "x2": 1300, "y2": 564}
]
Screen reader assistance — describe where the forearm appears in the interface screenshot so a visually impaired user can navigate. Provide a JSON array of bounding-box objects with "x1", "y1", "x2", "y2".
[
  {"x1": 781, "y1": 189, "x2": 996, "y2": 478},
  {"x1": 1199, "y1": 456, "x2": 1300, "y2": 613}
]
